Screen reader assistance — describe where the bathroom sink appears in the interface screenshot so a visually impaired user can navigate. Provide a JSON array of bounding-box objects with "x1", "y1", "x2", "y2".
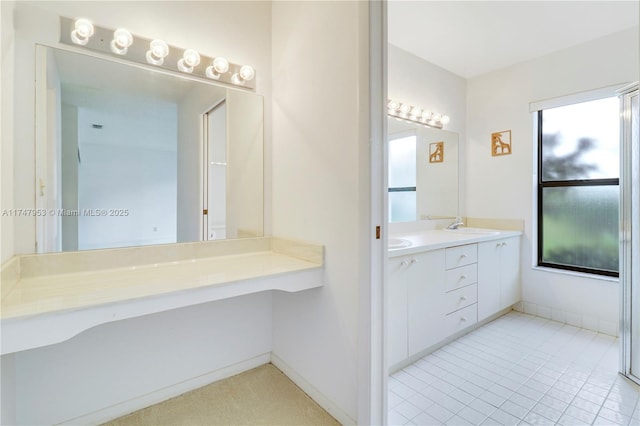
[
  {"x1": 388, "y1": 238, "x2": 412, "y2": 249},
  {"x1": 442, "y1": 227, "x2": 500, "y2": 235}
]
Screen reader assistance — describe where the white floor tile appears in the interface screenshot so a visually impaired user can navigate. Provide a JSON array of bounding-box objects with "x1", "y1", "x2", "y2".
[{"x1": 388, "y1": 312, "x2": 640, "y2": 426}]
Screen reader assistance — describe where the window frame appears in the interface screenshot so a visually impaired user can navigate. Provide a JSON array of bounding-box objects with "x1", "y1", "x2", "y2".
[{"x1": 536, "y1": 103, "x2": 620, "y2": 278}]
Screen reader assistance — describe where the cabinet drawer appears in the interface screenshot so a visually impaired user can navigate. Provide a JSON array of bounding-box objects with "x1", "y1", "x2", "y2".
[
  {"x1": 444, "y1": 303, "x2": 477, "y2": 335},
  {"x1": 445, "y1": 244, "x2": 477, "y2": 269},
  {"x1": 445, "y1": 264, "x2": 477, "y2": 291},
  {"x1": 444, "y1": 284, "x2": 477, "y2": 314}
]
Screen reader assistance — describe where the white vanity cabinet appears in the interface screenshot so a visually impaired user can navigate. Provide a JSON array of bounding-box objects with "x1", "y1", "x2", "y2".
[
  {"x1": 477, "y1": 236, "x2": 521, "y2": 321},
  {"x1": 388, "y1": 250, "x2": 445, "y2": 366},
  {"x1": 388, "y1": 230, "x2": 522, "y2": 369}
]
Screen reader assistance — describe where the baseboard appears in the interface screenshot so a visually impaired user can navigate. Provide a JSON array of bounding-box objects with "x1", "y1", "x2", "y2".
[
  {"x1": 516, "y1": 300, "x2": 618, "y2": 336},
  {"x1": 58, "y1": 353, "x2": 271, "y2": 425},
  {"x1": 389, "y1": 307, "x2": 513, "y2": 374},
  {"x1": 270, "y1": 353, "x2": 356, "y2": 426}
]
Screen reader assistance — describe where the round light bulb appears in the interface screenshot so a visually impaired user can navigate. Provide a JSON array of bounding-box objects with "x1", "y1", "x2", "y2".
[
  {"x1": 239, "y1": 65, "x2": 255, "y2": 81},
  {"x1": 421, "y1": 111, "x2": 432, "y2": 119},
  {"x1": 410, "y1": 107, "x2": 422, "y2": 117},
  {"x1": 146, "y1": 39, "x2": 169, "y2": 65},
  {"x1": 114, "y1": 29, "x2": 133, "y2": 48},
  {"x1": 212, "y1": 57, "x2": 229, "y2": 74},
  {"x1": 74, "y1": 19, "x2": 94, "y2": 38},
  {"x1": 388, "y1": 101, "x2": 399, "y2": 111},
  {"x1": 183, "y1": 49, "x2": 201, "y2": 67},
  {"x1": 399, "y1": 104, "x2": 410, "y2": 114},
  {"x1": 441, "y1": 115, "x2": 450, "y2": 125},
  {"x1": 432, "y1": 113, "x2": 442, "y2": 122},
  {"x1": 71, "y1": 18, "x2": 94, "y2": 45},
  {"x1": 110, "y1": 28, "x2": 133, "y2": 55}
]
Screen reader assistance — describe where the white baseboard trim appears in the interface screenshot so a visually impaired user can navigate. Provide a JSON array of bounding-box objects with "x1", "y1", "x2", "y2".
[
  {"x1": 270, "y1": 352, "x2": 356, "y2": 426},
  {"x1": 59, "y1": 353, "x2": 271, "y2": 426},
  {"x1": 516, "y1": 301, "x2": 618, "y2": 337}
]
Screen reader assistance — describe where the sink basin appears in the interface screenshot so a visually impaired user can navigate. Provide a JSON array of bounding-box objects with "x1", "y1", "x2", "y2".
[
  {"x1": 388, "y1": 238, "x2": 412, "y2": 249},
  {"x1": 442, "y1": 227, "x2": 500, "y2": 235}
]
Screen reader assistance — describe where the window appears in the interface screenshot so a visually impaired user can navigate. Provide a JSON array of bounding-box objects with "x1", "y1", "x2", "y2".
[
  {"x1": 537, "y1": 96, "x2": 619, "y2": 277},
  {"x1": 388, "y1": 135, "x2": 416, "y2": 222}
]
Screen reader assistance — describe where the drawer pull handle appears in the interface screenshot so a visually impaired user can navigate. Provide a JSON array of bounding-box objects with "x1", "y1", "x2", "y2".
[
  {"x1": 460, "y1": 296, "x2": 467, "y2": 301},
  {"x1": 460, "y1": 254, "x2": 467, "y2": 259},
  {"x1": 410, "y1": 258, "x2": 418, "y2": 264},
  {"x1": 460, "y1": 317, "x2": 467, "y2": 322},
  {"x1": 502, "y1": 242, "x2": 507, "y2": 247},
  {"x1": 460, "y1": 274, "x2": 467, "y2": 280},
  {"x1": 400, "y1": 260, "x2": 409, "y2": 267}
]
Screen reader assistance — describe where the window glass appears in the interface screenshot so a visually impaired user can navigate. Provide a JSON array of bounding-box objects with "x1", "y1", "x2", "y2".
[
  {"x1": 389, "y1": 191, "x2": 417, "y2": 223},
  {"x1": 541, "y1": 186, "x2": 619, "y2": 273},
  {"x1": 538, "y1": 95, "x2": 619, "y2": 276},
  {"x1": 388, "y1": 136, "x2": 416, "y2": 188},
  {"x1": 389, "y1": 135, "x2": 417, "y2": 223},
  {"x1": 541, "y1": 97, "x2": 619, "y2": 181}
]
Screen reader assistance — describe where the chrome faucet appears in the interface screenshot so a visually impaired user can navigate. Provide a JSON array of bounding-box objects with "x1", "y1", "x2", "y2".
[{"x1": 446, "y1": 216, "x2": 464, "y2": 230}]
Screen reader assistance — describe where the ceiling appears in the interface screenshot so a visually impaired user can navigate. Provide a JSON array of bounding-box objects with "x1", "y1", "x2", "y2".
[{"x1": 388, "y1": 1, "x2": 640, "y2": 79}]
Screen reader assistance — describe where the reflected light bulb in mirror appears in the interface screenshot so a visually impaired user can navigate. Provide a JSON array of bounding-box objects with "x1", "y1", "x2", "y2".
[
  {"x1": 110, "y1": 28, "x2": 133, "y2": 55},
  {"x1": 178, "y1": 49, "x2": 201, "y2": 73},
  {"x1": 146, "y1": 39, "x2": 169, "y2": 65},
  {"x1": 71, "y1": 18, "x2": 94, "y2": 45}
]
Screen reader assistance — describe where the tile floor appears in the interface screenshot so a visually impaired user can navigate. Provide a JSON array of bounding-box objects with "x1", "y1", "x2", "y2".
[{"x1": 388, "y1": 311, "x2": 640, "y2": 425}]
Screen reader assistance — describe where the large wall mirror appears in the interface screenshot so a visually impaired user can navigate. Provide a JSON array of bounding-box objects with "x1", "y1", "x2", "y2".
[
  {"x1": 388, "y1": 117, "x2": 458, "y2": 222},
  {"x1": 35, "y1": 45, "x2": 264, "y2": 253}
]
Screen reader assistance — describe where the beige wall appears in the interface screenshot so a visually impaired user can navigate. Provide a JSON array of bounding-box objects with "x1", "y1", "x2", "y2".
[{"x1": 271, "y1": 1, "x2": 370, "y2": 423}]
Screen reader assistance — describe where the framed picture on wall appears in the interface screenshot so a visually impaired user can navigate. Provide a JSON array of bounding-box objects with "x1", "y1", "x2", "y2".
[{"x1": 491, "y1": 130, "x2": 512, "y2": 156}]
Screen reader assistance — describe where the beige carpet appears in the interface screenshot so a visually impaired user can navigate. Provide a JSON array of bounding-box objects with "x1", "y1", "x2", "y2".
[{"x1": 102, "y1": 363, "x2": 341, "y2": 425}]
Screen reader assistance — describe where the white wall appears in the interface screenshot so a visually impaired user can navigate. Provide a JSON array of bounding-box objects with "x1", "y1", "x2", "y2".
[
  {"x1": 466, "y1": 27, "x2": 639, "y2": 334},
  {"x1": 387, "y1": 44, "x2": 468, "y2": 220},
  {"x1": 76, "y1": 102, "x2": 178, "y2": 250},
  {"x1": 271, "y1": 2, "x2": 369, "y2": 423},
  {"x1": 2, "y1": 2, "x2": 274, "y2": 424},
  {"x1": 1, "y1": 1, "x2": 16, "y2": 263},
  {"x1": 13, "y1": 294, "x2": 272, "y2": 425}
]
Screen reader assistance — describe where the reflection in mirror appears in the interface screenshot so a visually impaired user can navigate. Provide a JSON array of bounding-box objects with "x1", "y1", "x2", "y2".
[
  {"x1": 35, "y1": 45, "x2": 263, "y2": 253},
  {"x1": 388, "y1": 117, "x2": 458, "y2": 222}
]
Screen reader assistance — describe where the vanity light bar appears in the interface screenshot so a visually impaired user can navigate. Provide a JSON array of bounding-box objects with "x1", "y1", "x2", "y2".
[
  {"x1": 59, "y1": 17, "x2": 256, "y2": 90},
  {"x1": 387, "y1": 100, "x2": 450, "y2": 129}
]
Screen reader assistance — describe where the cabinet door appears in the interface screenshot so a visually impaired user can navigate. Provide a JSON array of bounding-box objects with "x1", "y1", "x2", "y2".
[
  {"x1": 407, "y1": 250, "x2": 446, "y2": 356},
  {"x1": 500, "y1": 236, "x2": 521, "y2": 309},
  {"x1": 477, "y1": 240, "x2": 502, "y2": 321},
  {"x1": 388, "y1": 257, "x2": 409, "y2": 366}
]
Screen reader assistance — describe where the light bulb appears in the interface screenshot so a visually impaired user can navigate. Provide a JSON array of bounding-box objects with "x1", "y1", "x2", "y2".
[
  {"x1": 388, "y1": 101, "x2": 399, "y2": 111},
  {"x1": 231, "y1": 65, "x2": 256, "y2": 86},
  {"x1": 110, "y1": 28, "x2": 133, "y2": 55},
  {"x1": 206, "y1": 57, "x2": 230, "y2": 80},
  {"x1": 399, "y1": 104, "x2": 411, "y2": 114},
  {"x1": 432, "y1": 113, "x2": 442, "y2": 122},
  {"x1": 441, "y1": 115, "x2": 450, "y2": 125},
  {"x1": 178, "y1": 49, "x2": 200, "y2": 73},
  {"x1": 146, "y1": 39, "x2": 169, "y2": 65},
  {"x1": 421, "y1": 111, "x2": 432, "y2": 119},
  {"x1": 71, "y1": 18, "x2": 94, "y2": 45},
  {"x1": 410, "y1": 107, "x2": 422, "y2": 118},
  {"x1": 239, "y1": 65, "x2": 255, "y2": 81},
  {"x1": 213, "y1": 57, "x2": 229, "y2": 74}
]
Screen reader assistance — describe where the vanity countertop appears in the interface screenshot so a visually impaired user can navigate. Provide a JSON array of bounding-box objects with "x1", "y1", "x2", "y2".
[
  {"x1": 388, "y1": 228, "x2": 522, "y2": 258},
  {"x1": 0, "y1": 237, "x2": 324, "y2": 354}
]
